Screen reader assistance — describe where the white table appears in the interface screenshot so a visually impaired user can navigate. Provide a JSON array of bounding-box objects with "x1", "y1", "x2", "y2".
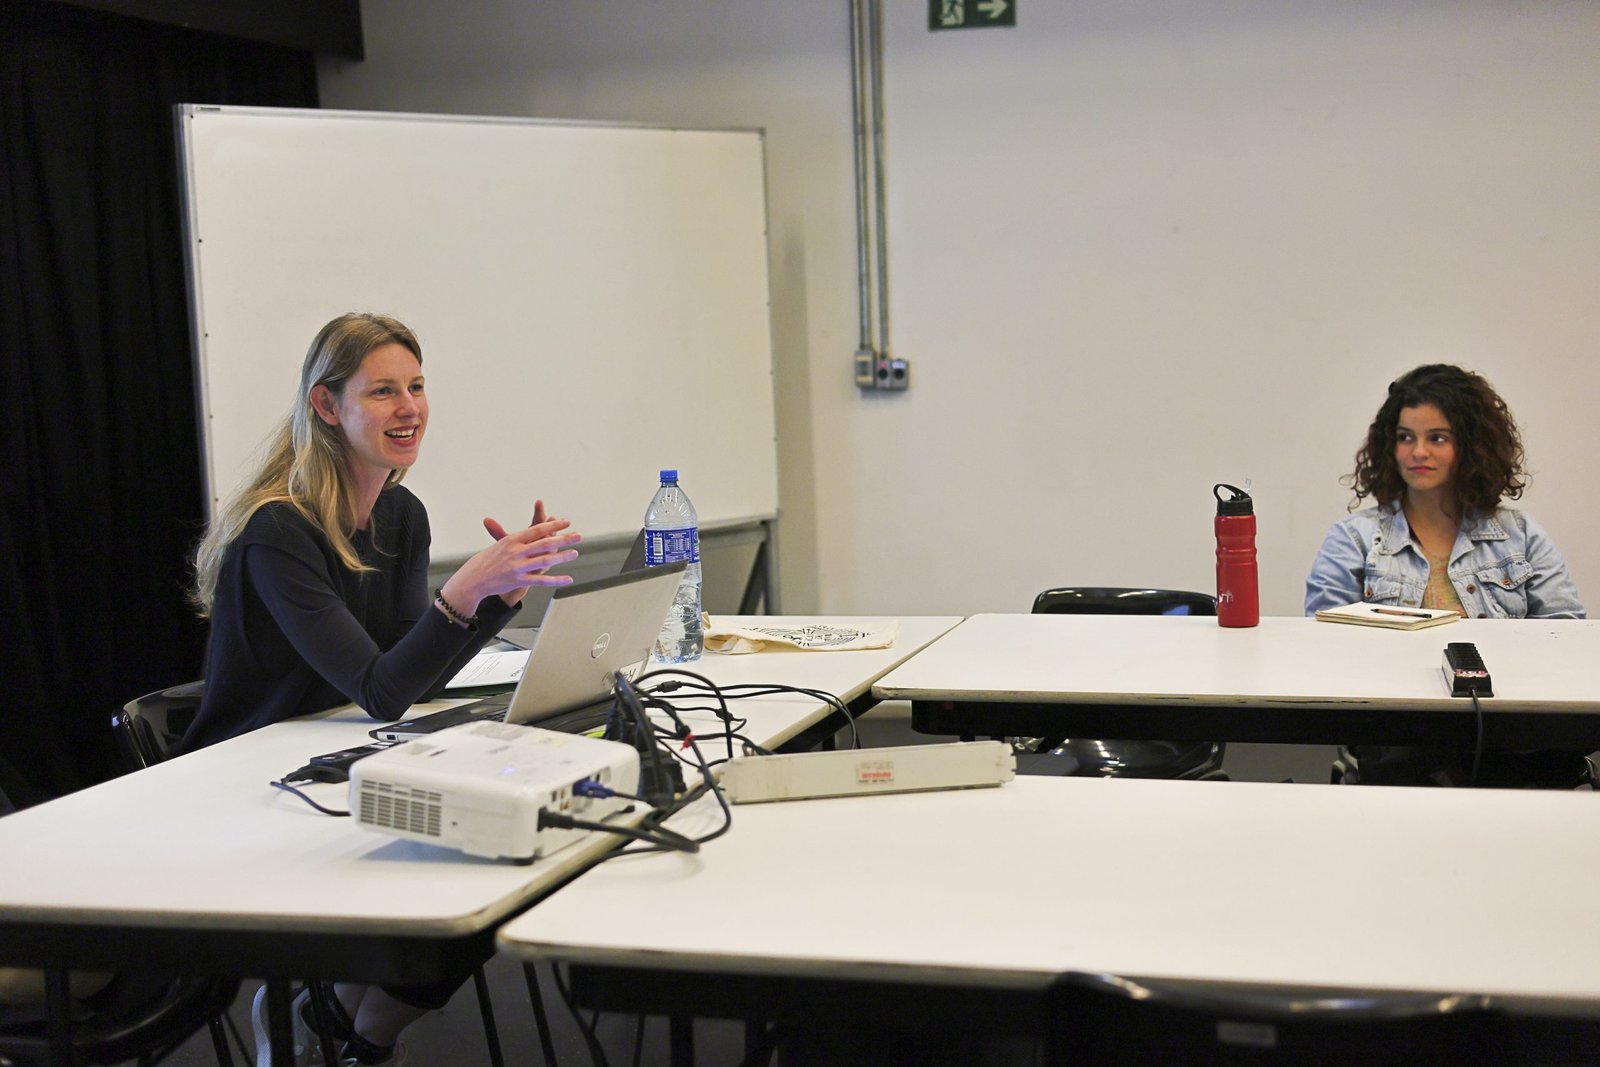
[
  {"x1": 0, "y1": 615, "x2": 957, "y2": 1065},
  {"x1": 498, "y1": 774, "x2": 1600, "y2": 1043},
  {"x1": 875, "y1": 614, "x2": 1600, "y2": 747}
]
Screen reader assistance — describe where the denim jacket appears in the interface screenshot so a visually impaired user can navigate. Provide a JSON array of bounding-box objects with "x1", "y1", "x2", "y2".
[{"x1": 1304, "y1": 503, "x2": 1585, "y2": 619}]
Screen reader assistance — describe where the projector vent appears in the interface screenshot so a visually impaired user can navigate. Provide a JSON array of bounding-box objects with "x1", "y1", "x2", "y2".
[{"x1": 357, "y1": 780, "x2": 443, "y2": 838}]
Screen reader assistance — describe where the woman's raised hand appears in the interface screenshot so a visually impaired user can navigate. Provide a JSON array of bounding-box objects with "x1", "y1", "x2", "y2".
[{"x1": 440, "y1": 500, "x2": 582, "y2": 613}]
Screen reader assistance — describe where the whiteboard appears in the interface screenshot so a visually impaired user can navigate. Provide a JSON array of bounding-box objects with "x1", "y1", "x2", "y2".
[{"x1": 178, "y1": 105, "x2": 778, "y2": 558}]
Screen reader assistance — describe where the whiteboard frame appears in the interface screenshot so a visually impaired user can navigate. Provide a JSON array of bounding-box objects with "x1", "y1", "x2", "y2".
[{"x1": 175, "y1": 104, "x2": 780, "y2": 564}]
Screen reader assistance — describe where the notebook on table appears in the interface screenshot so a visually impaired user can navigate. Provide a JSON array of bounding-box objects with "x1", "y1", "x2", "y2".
[
  {"x1": 370, "y1": 557, "x2": 686, "y2": 741},
  {"x1": 1313, "y1": 602, "x2": 1460, "y2": 630}
]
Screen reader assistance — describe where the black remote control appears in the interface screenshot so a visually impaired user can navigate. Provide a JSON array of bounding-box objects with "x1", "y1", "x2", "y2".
[
  {"x1": 281, "y1": 739, "x2": 407, "y2": 784},
  {"x1": 1442, "y1": 642, "x2": 1493, "y2": 697},
  {"x1": 310, "y1": 739, "x2": 405, "y2": 769}
]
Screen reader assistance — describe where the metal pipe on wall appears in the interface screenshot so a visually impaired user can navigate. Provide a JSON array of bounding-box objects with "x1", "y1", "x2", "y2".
[
  {"x1": 868, "y1": 0, "x2": 892, "y2": 366},
  {"x1": 850, "y1": 0, "x2": 877, "y2": 386},
  {"x1": 848, "y1": 0, "x2": 908, "y2": 391}
]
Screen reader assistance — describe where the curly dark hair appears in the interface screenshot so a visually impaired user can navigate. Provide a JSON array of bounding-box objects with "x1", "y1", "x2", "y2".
[{"x1": 1346, "y1": 364, "x2": 1526, "y2": 514}]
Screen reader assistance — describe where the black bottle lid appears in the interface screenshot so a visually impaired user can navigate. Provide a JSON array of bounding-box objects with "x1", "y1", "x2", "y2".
[{"x1": 1214, "y1": 483, "x2": 1254, "y2": 517}]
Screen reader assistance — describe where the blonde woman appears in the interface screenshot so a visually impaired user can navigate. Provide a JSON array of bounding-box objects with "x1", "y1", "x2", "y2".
[{"x1": 178, "y1": 313, "x2": 579, "y2": 1065}]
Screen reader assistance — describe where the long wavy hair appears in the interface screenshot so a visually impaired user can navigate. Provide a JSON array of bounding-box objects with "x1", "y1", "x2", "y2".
[
  {"x1": 190, "y1": 313, "x2": 423, "y2": 615},
  {"x1": 1345, "y1": 363, "x2": 1525, "y2": 515}
]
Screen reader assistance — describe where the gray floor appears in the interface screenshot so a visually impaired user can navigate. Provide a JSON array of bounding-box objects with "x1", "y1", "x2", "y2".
[{"x1": 161, "y1": 708, "x2": 1339, "y2": 1067}]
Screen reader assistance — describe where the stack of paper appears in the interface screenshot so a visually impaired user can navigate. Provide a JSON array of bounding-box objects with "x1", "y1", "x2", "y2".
[{"x1": 445, "y1": 637, "x2": 530, "y2": 690}]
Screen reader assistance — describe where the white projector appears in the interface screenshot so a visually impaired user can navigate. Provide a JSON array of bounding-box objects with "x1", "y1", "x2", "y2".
[{"x1": 349, "y1": 721, "x2": 640, "y2": 863}]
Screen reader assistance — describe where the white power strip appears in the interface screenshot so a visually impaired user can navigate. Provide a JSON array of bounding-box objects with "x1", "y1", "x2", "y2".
[{"x1": 719, "y1": 741, "x2": 1014, "y2": 804}]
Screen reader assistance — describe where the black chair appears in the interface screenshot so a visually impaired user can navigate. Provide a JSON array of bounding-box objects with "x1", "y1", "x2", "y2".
[
  {"x1": 1049, "y1": 971, "x2": 1500, "y2": 1066},
  {"x1": 111, "y1": 681, "x2": 206, "y2": 772},
  {"x1": 1024, "y1": 587, "x2": 1226, "y2": 780},
  {"x1": 0, "y1": 782, "x2": 241, "y2": 1066},
  {"x1": 1332, "y1": 743, "x2": 1596, "y2": 789}
]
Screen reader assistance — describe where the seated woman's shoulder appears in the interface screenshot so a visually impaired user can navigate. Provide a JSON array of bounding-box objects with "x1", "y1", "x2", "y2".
[
  {"x1": 377, "y1": 483, "x2": 426, "y2": 518},
  {"x1": 238, "y1": 499, "x2": 322, "y2": 551},
  {"x1": 382, "y1": 482, "x2": 423, "y2": 506},
  {"x1": 1327, "y1": 502, "x2": 1392, "y2": 536},
  {"x1": 1477, "y1": 505, "x2": 1534, "y2": 536},
  {"x1": 246, "y1": 499, "x2": 305, "y2": 531}
]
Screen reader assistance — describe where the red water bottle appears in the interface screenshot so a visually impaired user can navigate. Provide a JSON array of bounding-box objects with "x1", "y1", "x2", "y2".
[{"x1": 1214, "y1": 483, "x2": 1259, "y2": 628}]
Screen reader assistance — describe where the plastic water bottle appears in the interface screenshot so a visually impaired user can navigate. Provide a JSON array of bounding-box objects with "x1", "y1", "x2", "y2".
[
  {"x1": 644, "y1": 469, "x2": 703, "y2": 662},
  {"x1": 1213, "y1": 482, "x2": 1259, "y2": 628}
]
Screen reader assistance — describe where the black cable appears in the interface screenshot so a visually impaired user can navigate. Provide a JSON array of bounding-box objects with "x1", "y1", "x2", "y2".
[
  {"x1": 648, "y1": 728, "x2": 705, "y2": 772},
  {"x1": 583, "y1": 670, "x2": 736, "y2": 862},
  {"x1": 618, "y1": 671, "x2": 731, "y2": 848},
  {"x1": 647, "y1": 703, "x2": 752, "y2": 754},
  {"x1": 644, "y1": 720, "x2": 769, "y2": 772},
  {"x1": 636, "y1": 672, "x2": 859, "y2": 765},
  {"x1": 649, "y1": 678, "x2": 860, "y2": 749},
  {"x1": 615, "y1": 674, "x2": 689, "y2": 805},
  {"x1": 636, "y1": 667, "x2": 740, "y2": 759},
  {"x1": 668, "y1": 734, "x2": 733, "y2": 846},
  {"x1": 540, "y1": 810, "x2": 700, "y2": 854},
  {"x1": 270, "y1": 780, "x2": 350, "y2": 817},
  {"x1": 644, "y1": 708, "x2": 755, "y2": 752},
  {"x1": 726, "y1": 735, "x2": 773, "y2": 757},
  {"x1": 691, "y1": 735, "x2": 773, "y2": 766},
  {"x1": 653, "y1": 700, "x2": 750, "y2": 728},
  {"x1": 618, "y1": 736, "x2": 734, "y2": 856}
]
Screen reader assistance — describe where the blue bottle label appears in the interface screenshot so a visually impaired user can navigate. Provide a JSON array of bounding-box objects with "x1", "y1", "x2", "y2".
[{"x1": 645, "y1": 527, "x2": 699, "y2": 566}]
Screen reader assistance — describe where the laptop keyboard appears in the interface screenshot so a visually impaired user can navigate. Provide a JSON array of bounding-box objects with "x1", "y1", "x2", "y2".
[{"x1": 370, "y1": 693, "x2": 608, "y2": 741}]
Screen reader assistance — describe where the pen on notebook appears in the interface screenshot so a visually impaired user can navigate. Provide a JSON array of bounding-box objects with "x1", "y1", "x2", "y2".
[{"x1": 1372, "y1": 607, "x2": 1432, "y2": 618}]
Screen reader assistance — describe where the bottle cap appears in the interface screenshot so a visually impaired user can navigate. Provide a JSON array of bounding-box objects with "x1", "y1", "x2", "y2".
[
  {"x1": 1213, "y1": 483, "x2": 1253, "y2": 516},
  {"x1": 660, "y1": 469, "x2": 678, "y2": 483}
]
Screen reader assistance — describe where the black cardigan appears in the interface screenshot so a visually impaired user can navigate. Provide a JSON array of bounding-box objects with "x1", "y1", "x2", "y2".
[{"x1": 175, "y1": 485, "x2": 516, "y2": 754}]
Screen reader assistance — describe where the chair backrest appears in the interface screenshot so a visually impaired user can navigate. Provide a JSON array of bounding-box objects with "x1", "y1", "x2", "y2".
[
  {"x1": 1050, "y1": 972, "x2": 1499, "y2": 1066},
  {"x1": 1033, "y1": 587, "x2": 1217, "y2": 617},
  {"x1": 110, "y1": 681, "x2": 205, "y2": 772}
]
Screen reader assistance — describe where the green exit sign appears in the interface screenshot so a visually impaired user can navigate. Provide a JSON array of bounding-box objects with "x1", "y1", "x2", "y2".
[{"x1": 930, "y1": 0, "x2": 1016, "y2": 30}]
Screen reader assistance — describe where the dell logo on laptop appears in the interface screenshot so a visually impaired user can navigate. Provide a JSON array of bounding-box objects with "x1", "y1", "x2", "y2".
[{"x1": 590, "y1": 632, "x2": 611, "y2": 659}]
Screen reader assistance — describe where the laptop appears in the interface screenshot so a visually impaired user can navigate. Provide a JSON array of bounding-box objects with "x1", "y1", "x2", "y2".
[{"x1": 370, "y1": 556, "x2": 686, "y2": 741}]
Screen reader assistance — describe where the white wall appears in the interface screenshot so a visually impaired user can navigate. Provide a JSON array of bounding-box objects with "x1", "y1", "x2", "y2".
[{"x1": 319, "y1": 0, "x2": 1600, "y2": 617}]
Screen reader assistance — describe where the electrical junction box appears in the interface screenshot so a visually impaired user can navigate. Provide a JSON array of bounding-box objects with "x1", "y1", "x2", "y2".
[
  {"x1": 719, "y1": 741, "x2": 1014, "y2": 804},
  {"x1": 349, "y1": 721, "x2": 639, "y2": 863},
  {"x1": 875, "y1": 356, "x2": 910, "y2": 391}
]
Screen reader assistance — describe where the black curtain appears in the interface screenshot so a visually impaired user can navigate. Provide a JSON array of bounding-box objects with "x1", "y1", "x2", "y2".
[{"x1": 0, "y1": 1, "x2": 317, "y2": 804}]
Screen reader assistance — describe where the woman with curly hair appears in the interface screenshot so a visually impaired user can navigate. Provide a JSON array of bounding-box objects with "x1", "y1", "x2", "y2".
[
  {"x1": 1306, "y1": 364, "x2": 1581, "y2": 619},
  {"x1": 1306, "y1": 364, "x2": 1586, "y2": 786}
]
